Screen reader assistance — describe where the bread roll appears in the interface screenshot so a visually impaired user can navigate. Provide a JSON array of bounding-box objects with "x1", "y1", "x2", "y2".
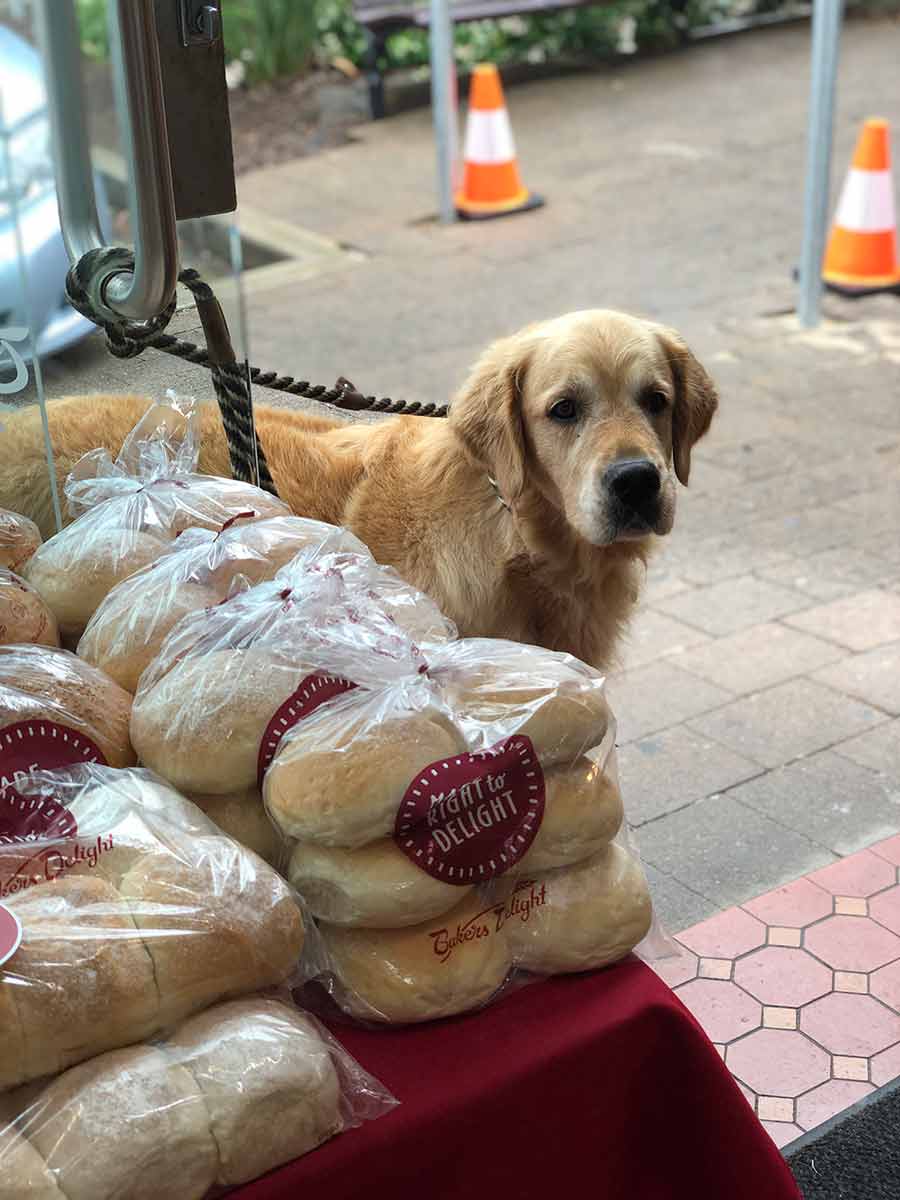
[
  {"x1": 0, "y1": 510, "x2": 41, "y2": 576},
  {"x1": 24, "y1": 527, "x2": 171, "y2": 639},
  {"x1": 0, "y1": 646, "x2": 136, "y2": 769},
  {"x1": 289, "y1": 837, "x2": 471, "y2": 928},
  {"x1": 160, "y1": 479, "x2": 288, "y2": 536},
  {"x1": 169, "y1": 999, "x2": 341, "y2": 1186},
  {"x1": 131, "y1": 648, "x2": 316, "y2": 794},
  {"x1": 119, "y1": 837, "x2": 304, "y2": 1027},
  {"x1": 1, "y1": 875, "x2": 159, "y2": 1086},
  {"x1": 0, "y1": 1126, "x2": 63, "y2": 1200},
  {"x1": 265, "y1": 695, "x2": 465, "y2": 848},
  {"x1": 495, "y1": 844, "x2": 652, "y2": 975},
  {"x1": 0, "y1": 989, "x2": 24, "y2": 1094},
  {"x1": 320, "y1": 891, "x2": 512, "y2": 1023},
  {"x1": 27, "y1": 1045, "x2": 218, "y2": 1200},
  {"x1": 513, "y1": 759, "x2": 623, "y2": 875},
  {"x1": 190, "y1": 788, "x2": 283, "y2": 868},
  {"x1": 0, "y1": 571, "x2": 58, "y2": 648}
]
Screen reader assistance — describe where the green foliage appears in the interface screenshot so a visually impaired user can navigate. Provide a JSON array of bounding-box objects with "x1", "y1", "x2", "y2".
[
  {"x1": 75, "y1": 0, "x2": 109, "y2": 60},
  {"x1": 225, "y1": 0, "x2": 318, "y2": 82}
]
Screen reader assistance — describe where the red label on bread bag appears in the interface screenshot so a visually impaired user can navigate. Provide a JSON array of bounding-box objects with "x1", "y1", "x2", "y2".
[
  {"x1": 394, "y1": 736, "x2": 545, "y2": 884},
  {"x1": 0, "y1": 721, "x2": 107, "y2": 813},
  {"x1": 0, "y1": 903, "x2": 21, "y2": 967},
  {"x1": 257, "y1": 674, "x2": 357, "y2": 787}
]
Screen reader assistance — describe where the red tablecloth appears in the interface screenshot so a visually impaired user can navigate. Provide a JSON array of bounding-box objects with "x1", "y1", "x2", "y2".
[{"x1": 235, "y1": 958, "x2": 801, "y2": 1200}]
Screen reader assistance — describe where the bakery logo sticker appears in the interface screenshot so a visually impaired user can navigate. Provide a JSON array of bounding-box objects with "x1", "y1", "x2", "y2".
[
  {"x1": 0, "y1": 788, "x2": 116, "y2": 897},
  {"x1": 0, "y1": 720, "x2": 107, "y2": 805},
  {"x1": 257, "y1": 673, "x2": 357, "y2": 786},
  {"x1": 0, "y1": 903, "x2": 22, "y2": 967},
  {"x1": 429, "y1": 882, "x2": 548, "y2": 964},
  {"x1": 395, "y1": 736, "x2": 545, "y2": 884}
]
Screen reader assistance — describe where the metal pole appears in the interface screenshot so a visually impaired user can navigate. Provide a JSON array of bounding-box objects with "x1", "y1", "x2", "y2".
[
  {"x1": 429, "y1": 0, "x2": 457, "y2": 224},
  {"x1": 798, "y1": 0, "x2": 844, "y2": 327}
]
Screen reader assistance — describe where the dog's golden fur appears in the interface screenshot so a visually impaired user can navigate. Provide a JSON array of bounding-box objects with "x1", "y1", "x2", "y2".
[{"x1": 0, "y1": 310, "x2": 717, "y2": 670}]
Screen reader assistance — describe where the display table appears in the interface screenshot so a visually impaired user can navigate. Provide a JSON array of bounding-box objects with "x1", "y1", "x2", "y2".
[{"x1": 235, "y1": 957, "x2": 801, "y2": 1200}]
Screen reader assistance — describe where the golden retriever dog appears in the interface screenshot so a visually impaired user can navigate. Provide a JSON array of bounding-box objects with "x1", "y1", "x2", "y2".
[{"x1": 0, "y1": 310, "x2": 717, "y2": 670}]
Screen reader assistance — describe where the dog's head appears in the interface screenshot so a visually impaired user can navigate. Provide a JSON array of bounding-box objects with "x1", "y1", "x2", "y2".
[{"x1": 449, "y1": 309, "x2": 718, "y2": 547}]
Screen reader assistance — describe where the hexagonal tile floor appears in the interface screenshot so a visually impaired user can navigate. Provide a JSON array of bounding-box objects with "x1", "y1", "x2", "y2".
[{"x1": 651, "y1": 834, "x2": 900, "y2": 1151}]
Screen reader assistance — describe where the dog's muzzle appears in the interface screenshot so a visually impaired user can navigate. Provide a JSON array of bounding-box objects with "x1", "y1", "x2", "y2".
[{"x1": 604, "y1": 458, "x2": 662, "y2": 536}]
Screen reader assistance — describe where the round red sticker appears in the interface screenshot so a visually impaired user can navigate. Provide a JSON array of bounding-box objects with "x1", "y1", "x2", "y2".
[
  {"x1": 394, "y1": 736, "x2": 545, "y2": 884},
  {"x1": 257, "y1": 674, "x2": 357, "y2": 786},
  {"x1": 0, "y1": 903, "x2": 22, "y2": 967},
  {"x1": 0, "y1": 721, "x2": 106, "y2": 818}
]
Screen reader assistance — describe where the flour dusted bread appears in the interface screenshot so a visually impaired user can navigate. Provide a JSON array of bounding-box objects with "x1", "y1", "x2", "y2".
[
  {"x1": 0, "y1": 509, "x2": 41, "y2": 575},
  {"x1": 494, "y1": 843, "x2": 652, "y2": 975},
  {"x1": 320, "y1": 891, "x2": 512, "y2": 1023},
  {"x1": 265, "y1": 682, "x2": 465, "y2": 847},
  {"x1": 289, "y1": 837, "x2": 471, "y2": 928},
  {"x1": 27, "y1": 1045, "x2": 218, "y2": 1200},
  {"x1": 0, "y1": 991, "x2": 24, "y2": 1095},
  {"x1": 0, "y1": 571, "x2": 57, "y2": 647},
  {"x1": 189, "y1": 787, "x2": 283, "y2": 868},
  {"x1": 0, "y1": 1127, "x2": 62, "y2": 1200},
  {"x1": 513, "y1": 758, "x2": 623, "y2": 875},
  {"x1": 168, "y1": 998, "x2": 342, "y2": 1186}
]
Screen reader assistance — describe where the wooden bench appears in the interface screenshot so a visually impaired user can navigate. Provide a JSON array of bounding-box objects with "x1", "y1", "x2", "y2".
[{"x1": 353, "y1": 0, "x2": 687, "y2": 118}]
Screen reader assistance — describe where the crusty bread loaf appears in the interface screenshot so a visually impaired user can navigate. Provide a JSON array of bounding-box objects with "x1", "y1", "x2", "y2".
[
  {"x1": 159, "y1": 480, "x2": 288, "y2": 536},
  {"x1": 24, "y1": 527, "x2": 172, "y2": 639},
  {"x1": 0, "y1": 571, "x2": 58, "y2": 648},
  {"x1": 189, "y1": 787, "x2": 283, "y2": 868},
  {"x1": 0, "y1": 646, "x2": 136, "y2": 769},
  {"x1": 131, "y1": 648, "x2": 317, "y2": 794},
  {"x1": 265, "y1": 693, "x2": 466, "y2": 848},
  {"x1": 118, "y1": 836, "x2": 304, "y2": 1028},
  {"x1": 27, "y1": 1045, "x2": 218, "y2": 1200},
  {"x1": 289, "y1": 837, "x2": 471, "y2": 928},
  {"x1": 513, "y1": 759, "x2": 623, "y2": 875},
  {"x1": 1, "y1": 876, "x2": 159, "y2": 1087},
  {"x1": 494, "y1": 843, "x2": 652, "y2": 975},
  {"x1": 0, "y1": 510, "x2": 41, "y2": 576},
  {"x1": 0, "y1": 1126, "x2": 63, "y2": 1200},
  {"x1": 320, "y1": 891, "x2": 512, "y2": 1023},
  {"x1": 0, "y1": 990, "x2": 24, "y2": 1095},
  {"x1": 168, "y1": 998, "x2": 342, "y2": 1187}
]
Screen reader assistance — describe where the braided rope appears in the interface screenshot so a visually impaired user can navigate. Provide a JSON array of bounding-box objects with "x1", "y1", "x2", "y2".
[{"x1": 64, "y1": 250, "x2": 449, "y2": 498}]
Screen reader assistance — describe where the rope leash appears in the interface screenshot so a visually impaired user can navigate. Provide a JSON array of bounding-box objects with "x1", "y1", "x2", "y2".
[{"x1": 65, "y1": 249, "x2": 449, "y2": 498}]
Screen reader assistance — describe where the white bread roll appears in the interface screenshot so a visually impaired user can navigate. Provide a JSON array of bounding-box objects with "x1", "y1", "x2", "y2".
[
  {"x1": 431, "y1": 638, "x2": 611, "y2": 765},
  {"x1": 265, "y1": 689, "x2": 465, "y2": 847},
  {"x1": 24, "y1": 527, "x2": 172, "y2": 639},
  {"x1": 27, "y1": 1045, "x2": 218, "y2": 1200},
  {"x1": 0, "y1": 646, "x2": 136, "y2": 769},
  {"x1": 0, "y1": 510, "x2": 41, "y2": 576},
  {"x1": 513, "y1": 759, "x2": 623, "y2": 875},
  {"x1": 0, "y1": 571, "x2": 58, "y2": 648},
  {"x1": 118, "y1": 836, "x2": 304, "y2": 1028},
  {"x1": 0, "y1": 991, "x2": 24, "y2": 1095},
  {"x1": 168, "y1": 998, "x2": 342, "y2": 1186},
  {"x1": 131, "y1": 648, "x2": 317, "y2": 794},
  {"x1": 189, "y1": 787, "x2": 283, "y2": 868},
  {"x1": 289, "y1": 838, "x2": 471, "y2": 928},
  {"x1": 0, "y1": 1126, "x2": 63, "y2": 1200},
  {"x1": 495, "y1": 843, "x2": 652, "y2": 975},
  {"x1": 0, "y1": 875, "x2": 159, "y2": 1087},
  {"x1": 320, "y1": 891, "x2": 512, "y2": 1023},
  {"x1": 160, "y1": 479, "x2": 288, "y2": 536}
]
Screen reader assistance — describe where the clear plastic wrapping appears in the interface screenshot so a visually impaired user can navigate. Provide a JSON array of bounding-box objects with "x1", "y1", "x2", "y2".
[
  {"x1": 0, "y1": 765, "x2": 305, "y2": 1091},
  {"x1": 0, "y1": 994, "x2": 396, "y2": 1199},
  {"x1": 0, "y1": 509, "x2": 42, "y2": 575},
  {"x1": 0, "y1": 570, "x2": 58, "y2": 648},
  {"x1": 22, "y1": 395, "x2": 289, "y2": 639}
]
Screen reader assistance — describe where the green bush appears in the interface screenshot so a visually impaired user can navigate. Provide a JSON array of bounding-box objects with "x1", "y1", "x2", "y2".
[{"x1": 226, "y1": 0, "x2": 318, "y2": 82}]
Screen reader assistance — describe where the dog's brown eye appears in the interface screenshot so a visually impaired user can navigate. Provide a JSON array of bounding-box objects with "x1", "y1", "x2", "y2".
[
  {"x1": 641, "y1": 390, "x2": 669, "y2": 416},
  {"x1": 549, "y1": 397, "x2": 578, "y2": 423}
]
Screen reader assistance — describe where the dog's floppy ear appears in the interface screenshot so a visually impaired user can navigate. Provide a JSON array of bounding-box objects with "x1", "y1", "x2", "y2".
[
  {"x1": 654, "y1": 326, "x2": 719, "y2": 486},
  {"x1": 449, "y1": 335, "x2": 530, "y2": 502}
]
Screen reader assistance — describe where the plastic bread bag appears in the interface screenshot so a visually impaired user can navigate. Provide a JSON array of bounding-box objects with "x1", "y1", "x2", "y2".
[
  {"x1": 130, "y1": 555, "x2": 437, "y2": 798},
  {"x1": 0, "y1": 764, "x2": 306, "y2": 1093},
  {"x1": 0, "y1": 647, "x2": 137, "y2": 811},
  {"x1": 0, "y1": 509, "x2": 41, "y2": 575},
  {"x1": 77, "y1": 515, "x2": 371, "y2": 692},
  {"x1": 23, "y1": 393, "x2": 290, "y2": 639},
  {"x1": 0, "y1": 994, "x2": 397, "y2": 1200},
  {"x1": 0, "y1": 570, "x2": 58, "y2": 648}
]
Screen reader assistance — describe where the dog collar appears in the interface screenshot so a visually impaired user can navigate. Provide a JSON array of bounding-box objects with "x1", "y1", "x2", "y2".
[{"x1": 487, "y1": 476, "x2": 512, "y2": 513}]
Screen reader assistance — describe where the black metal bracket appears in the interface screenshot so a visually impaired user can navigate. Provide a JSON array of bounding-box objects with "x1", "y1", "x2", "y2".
[{"x1": 179, "y1": 0, "x2": 221, "y2": 46}]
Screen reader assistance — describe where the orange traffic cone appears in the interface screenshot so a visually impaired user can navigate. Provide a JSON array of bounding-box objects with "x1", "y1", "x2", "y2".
[
  {"x1": 823, "y1": 118, "x2": 900, "y2": 295},
  {"x1": 455, "y1": 64, "x2": 543, "y2": 221}
]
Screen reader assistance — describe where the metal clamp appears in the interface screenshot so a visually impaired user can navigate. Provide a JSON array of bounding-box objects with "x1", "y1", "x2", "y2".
[{"x1": 34, "y1": 0, "x2": 179, "y2": 323}]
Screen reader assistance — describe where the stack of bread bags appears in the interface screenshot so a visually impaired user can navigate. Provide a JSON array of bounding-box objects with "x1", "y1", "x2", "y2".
[
  {"x1": 129, "y1": 547, "x2": 456, "y2": 866},
  {"x1": 23, "y1": 396, "x2": 289, "y2": 643},
  {"x1": 0, "y1": 765, "x2": 395, "y2": 1199},
  {"x1": 0, "y1": 508, "x2": 58, "y2": 648},
  {"x1": 264, "y1": 637, "x2": 653, "y2": 1025}
]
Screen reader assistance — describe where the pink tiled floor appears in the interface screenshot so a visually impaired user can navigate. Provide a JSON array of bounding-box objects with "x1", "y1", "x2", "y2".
[{"x1": 653, "y1": 835, "x2": 900, "y2": 1149}]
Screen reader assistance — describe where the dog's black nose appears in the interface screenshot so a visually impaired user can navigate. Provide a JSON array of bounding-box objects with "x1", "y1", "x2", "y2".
[{"x1": 605, "y1": 459, "x2": 661, "y2": 519}]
